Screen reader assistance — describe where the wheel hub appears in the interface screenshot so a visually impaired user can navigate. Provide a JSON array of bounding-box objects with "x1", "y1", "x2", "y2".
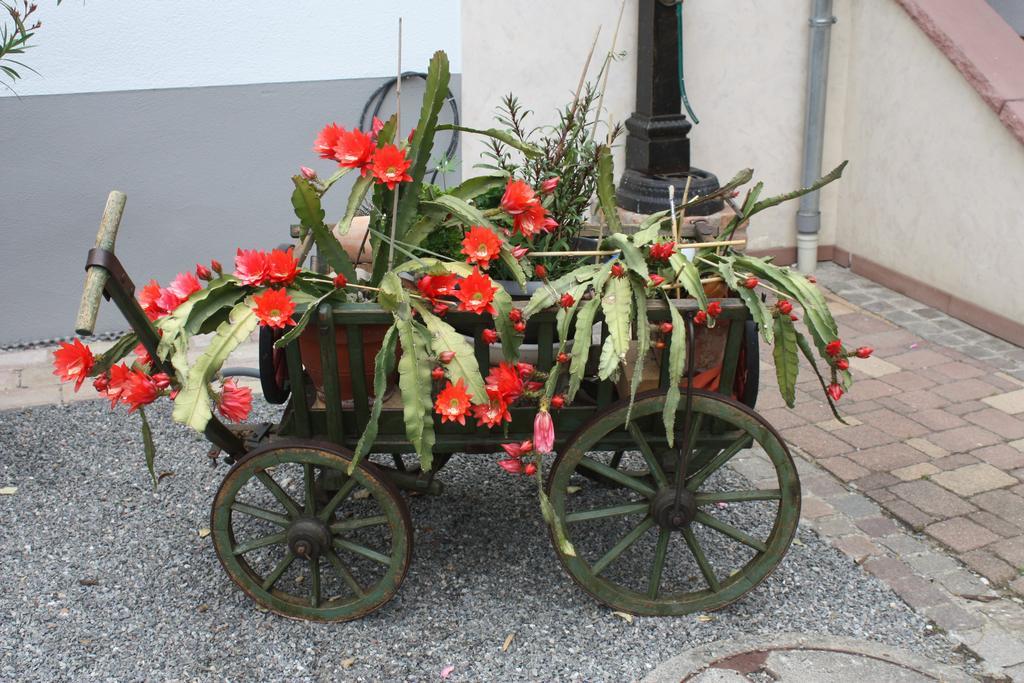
[
  {"x1": 286, "y1": 517, "x2": 331, "y2": 560},
  {"x1": 651, "y1": 488, "x2": 698, "y2": 530}
]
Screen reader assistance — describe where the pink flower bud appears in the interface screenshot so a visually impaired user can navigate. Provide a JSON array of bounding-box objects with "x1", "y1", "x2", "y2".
[
  {"x1": 300, "y1": 166, "x2": 317, "y2": 180},
  {"x1": 195, "y1": 263, "x2": 212, "y2": 280},
  {"x1": 540, "y1": 176, "x2": 560, "y2": 193},
  {"x1": 533, "y1": 409, "x2": 555, "y2": 454}
]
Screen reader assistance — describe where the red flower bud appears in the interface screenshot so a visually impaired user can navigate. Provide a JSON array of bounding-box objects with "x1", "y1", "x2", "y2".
[
  {"x1": 431, "y1": 366, "x2": 445, "y2": 381},
  {"x1": 611, "y1": 263, "x2": 625, "y2": 278},
  {"x1": 540, "y1": 176, "x2": 560, "y2": 193},
  {"x1": 655, "y1": 340, "x2": 667, "y2": 350},
  {"x1": 151, "y1": 372, "x2": 171, "y2": 389},
  {"x1": 559, "y1": 293, "x2": 575, "y2": 309},
  {"x1": 550, "y1": 394, "x2": 565, "y2": 409},
  {"x1": 498, "y1": 458, "x2": 523, "y2": 475},
  {"x1": 707, "y1": 301, "x2": 722, "y2": 318},
  {"x1": 790, "y1": 313, "x2": 800, "y2": 321},
  {"x1": 333, "y1": 273, "x2": 348, "y2": 288},
  {"x1": 210, "y1": 259, "x2": 223, "y2": 275},
  {"x1": 534, "y1": 264, "x2": 548, "y2": 279},
  {"x1": 836, "y1": 358, "x2": 850, "y2": 371},
  {"x1": 649, "y1": 274, "x2": 665, "y2": 287},
  {"x1": 92, "y1": 374, "x2": 109, "y2": 392},
  {"x1": 743, "y1": 277, "x2": 759, "y2": 289},
  {"x1": 827, "y1": 382, "x2": 844, "y2": 401},
  {"x1": 855, "y1": 346, "x2": 873, "y2": 359},
  {"x1": 511, "y1": 246, "x2": 529, "y2": 260},
  {"x1": 730, "y1": 190, "x2": 740, "y2": 198},
  {"x1": 195, "y1": 263, "x2": 212, "y2": 281},
  {"x1": 300, "y1": 166, "x2": 317, "y2": 180},
  {"x1": 508, "y1": 308, "x2": 523, "y2": 323},
  {"x1": 693, "y1": 310, "x2": 707, "y2": 325},
  {"x1": 524, "y1": 462, "x2": 538, "y2": 476},
  {"x1": 660, "y1": 322, "x2": 673, "y2": 334},
  {"x1": 557, "y1": 352, "x2": 570, "y2": 364},
  {"x1": 825, "y1": 339, "x2": 842, "y2": 357},
  {"x1": 514, "y1": 321, "x2": 526, "y2": 333},
  {"x1": 439, "y1": 351, "x2": 455, "y2": 364},
  {"x1": 777, "y1": 300, "x2": 793, "y2": 315},
  {"x1": 525, "y1": 381, "x2": 544, "y2": 392},
  {"x1": 516, "y1": 362, "x2": 535, "y2": 378},
  {"x1": 806, "y1": 274, "x2": 817, "y2": 283},
  {"x1": 482, "y1": 328, "x2": 499, "y2": 344}
]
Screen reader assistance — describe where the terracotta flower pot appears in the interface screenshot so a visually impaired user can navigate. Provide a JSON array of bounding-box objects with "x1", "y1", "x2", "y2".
[{"x1": 297, "y1": 323, "x2": 394, "y2": 401}]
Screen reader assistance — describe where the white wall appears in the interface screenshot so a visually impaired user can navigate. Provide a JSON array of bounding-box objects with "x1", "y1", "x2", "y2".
[{"x1": 4, "y1": 0, "x2": 461, "y2": 97}]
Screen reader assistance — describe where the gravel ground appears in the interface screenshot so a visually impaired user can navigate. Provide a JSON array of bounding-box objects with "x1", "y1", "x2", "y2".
[{"x1": 0, "y1": 400, "x2": 968, "y2": 682}]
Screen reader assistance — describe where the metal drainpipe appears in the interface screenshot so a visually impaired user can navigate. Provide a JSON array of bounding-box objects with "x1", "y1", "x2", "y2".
[{"x1": 796, "y1": 0, "x2": 836, "y2": 273}]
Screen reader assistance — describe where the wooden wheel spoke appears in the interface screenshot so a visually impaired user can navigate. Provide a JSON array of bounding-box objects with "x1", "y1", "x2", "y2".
[
  {"x1": 232, "y1": 502, "x2": 291, "y2": 527},
  {"x1": 647, "y1": 529, "x2": 671, "y2": 598},
  {"x1": 333, "y1": 537, "x2": 391, "y2": 566},
  {"x1": 310, "y1": 556, "x2": 321, "y2": 608},
  {"x1": 232, "y1": 531, "x2": 287, "y2": 556},
  {"x1": 303, "y1": 463, "x2": 316, "y2": 515},
  {"x1": 681, "y1": 526, "x2": 721, "y2": 592},
  {"x1": 317, "y1": 477, "x2": 359, "y2": 523},
  {"x1": 579, "y1": 457, "x2": 657, "y2": 498},
  {"x1": 627, "y1": 423, "x2": 669, "y2": 488},
  {"x1": 694, "y1": 510, "x2": 768, "y2": 553},
  {"x1": 695, "y1": 489, "x2": 782, "y2": 504},
  {"x1": 329, "y1": 514, "x2": 389, "y2": 533},
  {"x1": 261, "y1": 551, "x2": 295, "y2": 591},
  {"x1": 685, "y1": 434, "x2": 751, "y2": 492},
  {"x1": 591, "y1": 517, "x2": 655, "y2": 576},
  {"x1": 325, "y1": 549, "x2": 366, "y2": 597},
  {"x1": 255, "y1": 471, "x2": 302, "y2": 519},
  {"x1": 565, "y1": 501, "x2": 649, "y2": 524}
]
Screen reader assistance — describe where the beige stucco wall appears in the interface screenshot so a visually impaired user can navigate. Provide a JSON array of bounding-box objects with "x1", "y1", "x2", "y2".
[
  {"x1": 461, "y1": 0, "x2": 1024, "y2": 323},
  {"x1": 835, "y1": 0, "x2": 1024, "y2": 322}
]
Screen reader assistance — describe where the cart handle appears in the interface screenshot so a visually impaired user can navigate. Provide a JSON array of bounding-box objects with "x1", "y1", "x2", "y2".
[{"x1": 75, "y1": 191, "x2": 127, "y2": 336}]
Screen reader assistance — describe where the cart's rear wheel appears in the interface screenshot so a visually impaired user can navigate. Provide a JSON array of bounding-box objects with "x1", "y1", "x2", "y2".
[
  {"x1": 546, "y1": 389, "x2": 799, "y2": 616},
  {"x1": 211, "y1": 441, "x2": 412, "y2": 621}
]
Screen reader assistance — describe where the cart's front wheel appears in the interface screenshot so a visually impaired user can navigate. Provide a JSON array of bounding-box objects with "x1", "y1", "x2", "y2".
[
  {"x1": 546, "y1": 389, "x2": 799, "y2": 616},
  {"x1": 211, "y1": 441, "x2": 412, "y2": 621}
]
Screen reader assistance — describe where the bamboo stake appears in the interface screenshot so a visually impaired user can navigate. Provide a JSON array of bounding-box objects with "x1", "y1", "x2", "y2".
[
  {"x1": 386, "y1": 17, "x2": 403, "y2": 271},
  {"x1": 590, "y1": 0, "x2": 627, "y2": 142},
  {"x1": 527, "y1": 239, "x2": 746, "y2": 258}
]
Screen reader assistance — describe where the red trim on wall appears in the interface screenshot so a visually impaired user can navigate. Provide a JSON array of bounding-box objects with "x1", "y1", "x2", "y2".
[{"x1": 893, "y1": 0, "x2": 1024, "y2": 145}]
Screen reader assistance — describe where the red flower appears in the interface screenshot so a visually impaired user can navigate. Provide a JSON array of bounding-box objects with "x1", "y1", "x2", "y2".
[
  {"x1": 707, "y1": 301, "x2": 722, "y2": 318},
  {"x1": 267, "y1": 247, "x2": 299, "y2": 286},
  {"x1": 252, "y1": 288, "x2": 296, "y2": 329},
  {"x1": 649, "y1": 241, "x2": 675, "y2": 262},
  {"x1": 855, "y1": 346, "x2": 873, "y2": 359},
  {"x1": 486, "y1": 362, "x2": 524, "y2": 403},
  {"x1": 168, "y1": 271, "x2": 201, "y2": 301},
  {"x1": 694, "y1": 310, "x2": 707, "y2": 326},
  {"x1": 103, "y1": 363, "x2": 132, "y2": 407},
  {"x1": 333, "y1": 127, "x2": 375, "y2": 173},
  {"x1": 151, "y1": 372, "x2": 171, "y2": 389},
  {"x1": 134, "y1": 342, "x2": 154, "y2": 369},
  {"x1": 516, "y1": 362, "x2": 534, "y2": 379},
  {"x1": 777, "y1": 300, "x2": 793, "y2": 315},
  {"x1": 313, "y1": 123, "x2": 345, "y2": 160},
  {"x1": 435, "y1": 379, "x2": 473, "y2": 425},
  {"x1": 611, "y1": 263, "x2": 625, "y2": 278},
  {"x1": 473, "y1": 397, "x2": 511, "y2": 428},
  {"x1": 512, "y1": 203, "x2": 557, "y2": 239},
  {"x1": 460, "y1": 226, "x2": 502, "y2": 269},
  {"x1": 455, "y1": 267, "x2": 497, "y2": 315},
  {"x1": 156, "y1": 287, "x2": 185, "y2": 314},
  {"x1": 498, "y1": 458, "x2": 524, "y2": 475},
  {"x1": 121, "y1": 369, "x2": 160, "y2": 412},
  {"x1": 234, "y1": 248, "x2": 269, "y2": 287},
  {"x1": 559, "y1": 293, "x2": 575, "y2": 309},
  {"x1": 533, "y1": 410, "x2": 555, "y2": 454},
  {"x1": 540, "y1": 176, "x2": 560, "y2": 193},
  {"x1": 827, "y1": 382, "x2": 844, "y2": 402},
  {"x1": 649, "y1": 274, "x2": 665, "y2": 288},
  {"x1": 196, "y1": 263, "x2": 212, "y2": 281},
  {"x1": 500, "y1": 179, "x2": 538, "y2": 215},
  {"x1": 534, "y1": 264, "x2": 547, "y2": 279},
  {"x1": 370, "y1": 143, "x2": 413, "y2": 190},
  {"x1": 52, "y1": 338, "x2": 94, "y2": 392},
  {"x1": 138, "y1": 280, "x2": 165, "y2": 320},
  {"x1": 501, "y1": 440, "x2": 533, "y2": 459},
  {"x1": 744, "y1": 277, "x2": 759, "y2": 289},
  {"x1": 333, "y1": 273, "x2": 348, "y2": 288},
  {"x1": 482, "y1": 328, "x2": 499, "y2": 344},
  {"x1": 825, "y1": 339, "x2": 842, "y2": 357},
  {"x1": 218, "y1": 378, "x2": 253, "y2": 422},
  {"x1": 417, "y1": 273, "x2": 458, "y2": 302}
]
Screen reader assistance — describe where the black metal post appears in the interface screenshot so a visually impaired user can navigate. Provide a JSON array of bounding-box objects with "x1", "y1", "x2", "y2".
[{"x1": 617, "y1": 0, "x2": 721, "y2": 216}]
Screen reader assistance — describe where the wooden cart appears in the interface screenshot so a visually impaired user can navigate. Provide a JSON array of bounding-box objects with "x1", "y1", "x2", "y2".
[{"x1": 76, "y1": 197, "x2": 800, "y2": 622}]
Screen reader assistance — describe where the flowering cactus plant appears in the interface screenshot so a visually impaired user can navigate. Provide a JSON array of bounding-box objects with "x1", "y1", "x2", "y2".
[{"x1": 54, "y1": 49, "x2": 868, "y2": 492}]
